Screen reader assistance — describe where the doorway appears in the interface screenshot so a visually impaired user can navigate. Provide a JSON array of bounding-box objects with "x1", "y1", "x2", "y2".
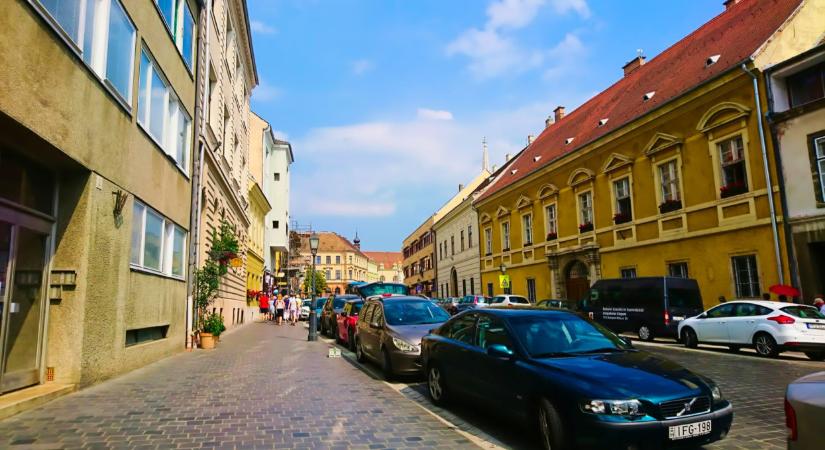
[
  {"x1": 564, "y1": 260, "x2": 590, "y2": 302},
  {"x1": 0, "y1": 204, "x2": 52, "y2": 393},
  {"x1": 450, "y1": 268, "x2": 458, "y2": 297}
]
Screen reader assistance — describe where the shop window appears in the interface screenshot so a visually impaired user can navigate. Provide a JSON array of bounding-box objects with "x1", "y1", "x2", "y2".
[{"x1": 718, "y1": 136, "x2": 748, "y2": 198}]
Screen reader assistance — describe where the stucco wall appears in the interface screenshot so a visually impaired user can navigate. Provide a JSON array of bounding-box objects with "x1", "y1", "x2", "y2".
[
  {"x1": 434, "y1": 199, "x2": 482, "y2": 297},
  {"x1": 776, "y1": 108, "x2": 825, "y2": 218}
]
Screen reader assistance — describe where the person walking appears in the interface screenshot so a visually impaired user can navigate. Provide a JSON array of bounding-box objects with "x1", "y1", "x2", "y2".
[
  {"x1": 258, "y1": 292, "x2": 269, "y2": 322},
  {"x1": 275, "y1": 294, "x2": 286, "y2": 325},
  {"x1": 288, "y1": 292, "x2": 300, "y2": 326},
  {"x1": 267, "y1": 292, "x2": 276, "y2": 322},
  {"x1": 814, "y1": 296, "x2": 825, "y2": 314}
]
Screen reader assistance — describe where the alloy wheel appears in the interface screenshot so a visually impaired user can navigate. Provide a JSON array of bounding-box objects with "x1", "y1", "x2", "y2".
[
  {"x1": 428, "y1": 367, "x2": 442, "y2": 401},
  {"x1": 638, "y1": 325, "x2": 652, "y2": 341},
  {"x1": 755, "y1": 335, "x2": 775, "y2": 356}
]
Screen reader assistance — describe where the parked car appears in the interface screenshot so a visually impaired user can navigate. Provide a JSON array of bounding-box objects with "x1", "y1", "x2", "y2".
[
  {"x1": 355, "y1": 296, "x2": 450, "y2": 379},
  {"x1": 785, "y1": 371, "x2": 825, "y2": 450},
  {"x1": 300, "y1": 300, "x2": 310, "y2": 320},
  {"x1": 678, "y1": 301, "x2": 825, "y2": 360},
  {"x1": 320, "y1": 294, "x2": 360, "y2": 337},
  {"x1": 490, "y1": 294, "x2": 530, "y2": 306},
  {"x1": 455, "y1": 295, "x2": 491, "y2": 314},
  {"x1": 354, "y1": 281, "x2": 409, "y2": 299},
  {"x1": 336, "y1": 299, "x2": 364, "y2": 351},
  {"x1": 536, "y1": 299, "x2": 576, "y2": 310},
  {"x1": 580, "y1": 277, "x2": 705, "y2": 341},
  {"x1": 421, "y1": 308, "x2": 733, "y2": 449}
]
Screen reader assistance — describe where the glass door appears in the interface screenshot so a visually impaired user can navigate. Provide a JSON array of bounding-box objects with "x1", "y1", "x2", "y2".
[{"x1": 0, "y1": 206, "x2": 51, "y2": 393}]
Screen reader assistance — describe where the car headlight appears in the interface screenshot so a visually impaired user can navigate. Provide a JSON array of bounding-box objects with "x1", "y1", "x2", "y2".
[
  {"x1": 581, "y1": 399, "x2": 643, "y2": 417},
  {"x1": 711, "y1": 385, "x2": 723, "y2": 402},
  {"x1": 391, "y1": 337, "x2": 418, "y2": 353}
]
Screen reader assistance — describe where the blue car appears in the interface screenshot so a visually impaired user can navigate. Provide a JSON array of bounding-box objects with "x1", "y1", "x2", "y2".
[{"x1": 421, "y1": 307, "x2": 733, "y2": 449}]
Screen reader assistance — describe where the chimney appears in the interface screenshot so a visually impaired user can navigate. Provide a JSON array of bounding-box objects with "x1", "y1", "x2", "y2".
[
  {"x1": 458, "y1": 184, "x2": 464, "y2": 192},
  {"x1": 492, "y1": 164, "x2": 498, "y2": 172},
  {"x1": 545, "y1": 116, "x2": 553, "y2": 128},
  {"x1": 527, "y1": 135, "x2": 535, "y2": 145},
  {"x1": 623, "y1": 56, "x2": 646, "y2": 76},
  {"x1": 723, "y1": 0, "x2": 741, "y2": 9},
  {"x1": 553, "y1": 106, "x2": 565, "y2": 122},
  {"x1": 505, "y1": 153, "x2": 511, "y2": 162}
]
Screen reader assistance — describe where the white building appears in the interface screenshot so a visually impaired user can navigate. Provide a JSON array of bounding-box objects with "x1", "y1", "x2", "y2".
[{"x1": 262, "y1": 129, "x2": 294, "y2": 277}]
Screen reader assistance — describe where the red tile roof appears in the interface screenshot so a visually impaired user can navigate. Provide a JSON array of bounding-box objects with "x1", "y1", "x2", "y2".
[
  {"x1": 363, "y1": 251, "x2": 403, "y2": 268},
  {"x1": 477, "y1": 0, "x2": 803, "y2": 203}
]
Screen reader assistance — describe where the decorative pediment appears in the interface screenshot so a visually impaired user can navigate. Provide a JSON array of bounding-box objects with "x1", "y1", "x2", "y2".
[
  {"x1": 643, "y1": 132, "x2": 683, "y2": 156},
  {"x1": 697, "y1": 102, "x2": 750, "y2": 133},
  {"x1": 567, "y1": 168, "x2": 595, "y2": 187},
  {"x1": 479, "y1": 212, "x2": 492, "y2": 224},
  {"x1": 537, "y1": 183, "x2": 559, "y2": 199},
  {"x1": 601, "y1": 153, "x2": 633, "y2": 173},
  {"x1": 496, "y1": 205, "x2": 510, "y2": 218},
  {"x1": 515, "y1": 195, "x2": 533, "y2": 210}
]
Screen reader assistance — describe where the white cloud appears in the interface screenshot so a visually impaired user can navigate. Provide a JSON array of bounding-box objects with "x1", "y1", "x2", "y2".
[
  {"x1": 351, "y1": 59, "x2": 374, "y2": 75},
  {"x1": 487, "y1": 0, "x2": 546, "y2": 29},
  {"x1": 542, "y1": 33, "x2": 586, "y2": 80},
  {"x1": 250, "y1": 20, "x2": 277, "y2": 35},
  {"x1": 252, "y1": 80, "x2": 282, "y2": 103},
  {"x1": 417, "y1": 108, "x2": 454, "y2": 121}
]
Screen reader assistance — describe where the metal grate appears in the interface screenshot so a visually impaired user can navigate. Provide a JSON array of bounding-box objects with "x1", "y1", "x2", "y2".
[{"x1": 659, "y1": 396, "x2": 710, "y2": 419}]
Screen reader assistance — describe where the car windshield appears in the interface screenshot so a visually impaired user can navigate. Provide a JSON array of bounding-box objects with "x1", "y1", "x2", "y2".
[
  {"x1": 333, "y1": 296, "x2": 357, "y2": 309},
  {"x1": 358, "y1": 283, "x2": 409, "y2": 298},
  {"x1": 490, "y1": 297, "x2": 505, "y2": 304},
  {"x1": 383, "y1": 300, "x2": 450, "y2": 326},
  {"x1": 781, "y1": 306, "x2": 825, "y2": 319},
  {"x1": 668, "y1": 287, "x2": 703, "y2": 309},
  {"x1": 509, "y1": 314, "x2": 629, "y2": 358}
]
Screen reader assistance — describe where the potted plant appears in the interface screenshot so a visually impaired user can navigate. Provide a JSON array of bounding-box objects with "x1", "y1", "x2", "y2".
[
  {"x1": 613, "y1": 212, "x2": 631, "y2": 224},
  {"x1": 200, "y1": 313, "x2": 224, "y2": 349},
  {"x1": 579, "y1": 222, "x2": 594, "y2": 233},
  {"x1": 207, "y1": 222, "x2": 240, "y2": 274},
  {"x1": 659, "y1": 199, "x2": 682, "y2": 214},
  {"x1": 546, "y1": 231, "x2": 558, "y2": 241}
]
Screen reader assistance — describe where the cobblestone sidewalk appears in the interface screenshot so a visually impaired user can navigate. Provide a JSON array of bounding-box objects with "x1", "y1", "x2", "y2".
[{"x1": 0, "y1": 322, "x2": 479, "y2": 450}]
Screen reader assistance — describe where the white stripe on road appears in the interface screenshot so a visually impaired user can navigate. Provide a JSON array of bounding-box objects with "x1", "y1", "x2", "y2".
[{"x1": 631, "y1": 339, "x2": 825, "y2": 367}]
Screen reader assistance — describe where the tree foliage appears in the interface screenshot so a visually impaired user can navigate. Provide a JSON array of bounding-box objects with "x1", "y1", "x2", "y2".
[{"x1": 301, "y1": 267, "x2": 328, "y2": 296}]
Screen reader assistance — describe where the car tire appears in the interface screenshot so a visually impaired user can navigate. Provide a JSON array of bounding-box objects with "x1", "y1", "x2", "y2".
[
  {"x1": 427, "y1": 363, "x2": 449, "y2": 406},
  {"x1": 381, "y1": 348, "x2": 394, "y2": 381},
  {"x1": 348, "y1": 329, "x2": 356, "y2": 352},
  {"x1": 537, "y1": 398, "x2": 569, "y2": 450},
  {"x1": 754, "y1": 333, "x2": 779, "y2": 358},
  {"x1": 355, "y1": 338, "x2": 367, "y2": 363},
  {"x1": 805, "y1": 351, "x2": 825, "y2": 361},
  {"x1": 682, "y1": 328, "x2": 698, "y2": 348},
  {"x1": 638, "y1": 324, "x2": 654, "y2": 341}
]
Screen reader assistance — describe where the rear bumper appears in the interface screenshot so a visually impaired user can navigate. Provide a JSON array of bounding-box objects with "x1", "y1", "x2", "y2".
[{"x1": 575, "y1": 403, "x2": 733, "y2": 449}]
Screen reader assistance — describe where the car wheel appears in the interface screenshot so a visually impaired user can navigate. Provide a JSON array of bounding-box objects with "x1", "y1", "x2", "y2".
[
  {"x1": 805, "y1": 351, "x2": 825, "y2": 361},
  {"x1": 427, "y1": 364, "x2": 448, "y2": 406},
  {"x1": 355, "y1": 338, "x2": 367, "y2": 363},
  {"x1": 682, "y1": 328, "x2": 698, "y2": 348},
  {"x1": 754, "y1": 333, "x2": 779, "y2": 358},
  {"x1": 381, "y1": 348, "x2": 394, "y2": 381},
  {"x1": 637, "y1": 324, "x2": 654, "y2": 341},
  {"x1": 537, "y1": 398, "x2": 569, "y2": 450},
  {"x1": 348, "y1": 329, "x2": 356, "y2": 352}
]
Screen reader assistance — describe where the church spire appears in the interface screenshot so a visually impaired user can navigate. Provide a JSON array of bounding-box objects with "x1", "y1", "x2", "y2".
[{"x1": 482, "y1": 137, "x2": 489, "y2": 172}]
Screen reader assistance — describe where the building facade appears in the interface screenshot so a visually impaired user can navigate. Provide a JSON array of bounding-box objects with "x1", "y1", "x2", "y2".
[
  {"x1": 402, "y1": 218, "x2": 435, "y2": 296},
  {"x1": 258, "y1": 112, "x2": 293, "y2": 290},
  {"x1": 294, "y1": 232, "x2": 369, "y2": 295},
  {"x1": 0, "y1": 0, "x2": 200, "y2": 392},
  {"x1": 193, "y1": 0, "x2": 258, "y2": 331},
  {"x1": 363, "y1": 252, "x2": 404, "y2": 283},
  {"x1": 475, "y1": 0, "x2": 819, "y2": 309},
  {"x1": 767, "y1": 43, "x2": 825, "y2": 300},
  {"x1": 245, "y1": 113, "x2": 272, "y2": 300}
]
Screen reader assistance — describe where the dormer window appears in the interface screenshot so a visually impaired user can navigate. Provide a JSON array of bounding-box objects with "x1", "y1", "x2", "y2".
[
  {"x1": 706, "y1": 54, "x2": 721, "y2": 67},
  {"x1": 565, "y1": 137, "x2": 575, "y2": 145},
  {"x1": 643, "y1": 91, "x2": 656, "y2": 101},
  {"x1": 598, "y1": 118, "x2": 609, "y2": 127},
  {"x1": 533, "y1": 156, "x2": 541, "y2": 162},
  {"x1": 511, "y1": 169, "x2": 518, "y2": 175}
]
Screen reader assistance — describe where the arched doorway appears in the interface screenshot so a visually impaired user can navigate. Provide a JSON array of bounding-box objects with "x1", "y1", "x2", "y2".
[
  {"x1": 564, "y1": 260, "x2": 590, "y2": 301},
  {"x1": 450, "y1": 268, "x2": 458, "y2": 297}
]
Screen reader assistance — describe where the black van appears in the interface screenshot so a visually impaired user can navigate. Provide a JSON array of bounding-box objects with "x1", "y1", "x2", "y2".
[{"x1": 578, "y1": 277, "x2": 704, "y2": 341}]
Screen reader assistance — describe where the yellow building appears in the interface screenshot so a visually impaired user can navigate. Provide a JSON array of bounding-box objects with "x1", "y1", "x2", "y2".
[
  {"x1": 247, "y1": 113, "x2": 273, "y2": 299},
  {"x1": 475, "y1": 0, "x2": 822, "y2": 308}
]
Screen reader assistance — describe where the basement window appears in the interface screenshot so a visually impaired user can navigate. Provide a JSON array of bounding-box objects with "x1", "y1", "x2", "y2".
[{"x1": 125, "y1": 325, "x2": 169, "y2": 347}]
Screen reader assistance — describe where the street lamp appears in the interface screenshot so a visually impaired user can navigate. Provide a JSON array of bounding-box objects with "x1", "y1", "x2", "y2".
[{"x1": 307, "y1": 232, "x2": 320, "y2": 341}]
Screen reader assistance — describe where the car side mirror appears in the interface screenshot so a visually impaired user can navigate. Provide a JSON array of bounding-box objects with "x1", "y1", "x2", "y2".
[
  {"x1": 487, "y1": 344, "x2": 515, "y2": 359},
  {"x1": 619, "y1": 336, "x2": 633, "y2": 347}
]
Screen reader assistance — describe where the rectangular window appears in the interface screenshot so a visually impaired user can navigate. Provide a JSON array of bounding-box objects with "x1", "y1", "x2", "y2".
[
  {"x1": 787, "y1": 61, "x2": 825, "y2": 108},
  {"x1": 545, "y1": 204, "x2": 557, "y2": 237},
  {"x1": 274, "y1": 173, "x2": 280, "y2": 181},
  {"x1": 138, "y1": 49, "x2": 192, "y2": 172},
  {"x1": 325, "y1": 256, "x2": 331, "y2": 264},
  {"x1": 460, "y1": 230, "x2": 465, "y2": 252},
  {"x1": 522, "y1": 214, "x2": 533, "y2": 245},
  {"x1": 336, "y1": 255, "x2": 341, "y2": 264},
  {"x1": 462, "y1": 279, "x2": 467, "y2": 297},
  {"x1": 620, "y1": 267, "x2": 637, "y2": 279},
  {"x1": 272, "y1": 220, "x2": 279, "y2": 229},
  {"x1": 487, "y1": 282, "x2": 494, "y2": 297},
  {"x1": 335, "y1": 270, "x2": 341, "y2": 280},
  {"x1": 579, "y1": 192, "x2": 593, "y2": 228},
  {"x1": 325, "y1": 269, "x2": 331, "y2": 280},
  {"x1": 468, "y1": 226, "x2": 473, "y2": 248},
  {"x1": 732, "y1": 255, "x2": 760, "y2": 298},
  {"x1": 484, "y1": 228, "x2": 492, "y2": 255},
  {"x1": 814, "y1": 136, "x2": 825, "y2": 203},
  {"x1": 527, "y1": 278, "x2": 536, "y2": 303},
  {"x1": 718, "y1": 136, "x2": 748, "y2": 196},
  {"x1": 451, "y1": 236, "x2": 455, "y2": 256},
  {"x1": 501, "y1": 222, "x2": 510, "y2": 250},
  {"x1": 154, "y1": 0, "x2": 196, "y2": 70},
  {"x1": 613, "y1": 178, "x2": 632, "y2": 223},
  {"x1": 36, "y1": 0, "x2": 136, "y2": 104},
  {"x1": 130, "y1": 200, "x2": 186, "y2": 277},
  {"x1": 470, "y1": 277, "x2": 474, "y2": 295},
  {"x1": 659, "y1": 160, "x2": 681, "y2": 204},
  {"x1": 125, "y1": 325, "x2": 169, "y2": 347},
  {"x1": 316, "y1": 256, "x2": 321, "y2": 264},
  {"x1": 668, "y1": 262, "x2": 689, "y2": 278}
]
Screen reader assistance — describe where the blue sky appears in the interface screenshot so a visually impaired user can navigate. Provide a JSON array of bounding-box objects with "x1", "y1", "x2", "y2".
[{"x1": 247, "y1": 0, "x2": 724, "y2": 251}]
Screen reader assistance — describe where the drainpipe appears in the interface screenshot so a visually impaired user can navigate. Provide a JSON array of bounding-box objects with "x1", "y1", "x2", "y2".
[
  {"x1": 741, "y1": 63, "x2": 784, "y2": 285},
  {"x1": 186, "y1": 0, "x2": 213, "y2": 349}
]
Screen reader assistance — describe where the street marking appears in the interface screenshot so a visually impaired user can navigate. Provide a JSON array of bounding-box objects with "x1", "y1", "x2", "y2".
[{"x1": 632, "y1": 339, "x2": 825, "y2": 367}]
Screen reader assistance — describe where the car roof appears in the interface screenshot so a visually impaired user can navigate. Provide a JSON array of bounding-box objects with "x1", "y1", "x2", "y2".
[
  {"x1": 477, "y1": 305, "x2": 575, "y2": 317},
  {"x1": 344, "y1": 299, "x2": 364, "y2": 304},
  {"x1": 717, "y1": 300, "x2": 807, "y2": 308},
  {"x1": 366, "y1": 295, "x2": 427, "y2": 302}
]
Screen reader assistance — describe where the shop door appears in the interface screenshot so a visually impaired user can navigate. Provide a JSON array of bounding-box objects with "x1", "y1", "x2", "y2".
[{"x1": 0, "y1": 205, "x2": 51, "y2": 393}]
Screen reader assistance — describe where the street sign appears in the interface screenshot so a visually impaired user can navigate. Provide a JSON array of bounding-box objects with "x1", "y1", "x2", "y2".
[{"x1": 499, "y1": 275, "x2": 510, "y2": 289}]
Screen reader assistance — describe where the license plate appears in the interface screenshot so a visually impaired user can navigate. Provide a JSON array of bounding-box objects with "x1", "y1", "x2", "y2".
[
  {"x1": 807, "y1": 323, "x2": 825, "y2": 330},
  {"x1": 672, "y1": 316, "x2": 685, "y2": 321},
  {"x1": 669, "y1": 420, "x2": 711, "y2": 440}
]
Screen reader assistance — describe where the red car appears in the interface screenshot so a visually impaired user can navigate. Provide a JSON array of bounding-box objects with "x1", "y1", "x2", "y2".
[{"x1": 336, "y1": 299, "x2": 364, "y2": 351}]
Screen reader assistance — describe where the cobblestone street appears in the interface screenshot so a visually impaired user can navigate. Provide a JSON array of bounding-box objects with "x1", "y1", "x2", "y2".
[{"x1": 0, "y1": 323, "x2": 478, "y2": 450}]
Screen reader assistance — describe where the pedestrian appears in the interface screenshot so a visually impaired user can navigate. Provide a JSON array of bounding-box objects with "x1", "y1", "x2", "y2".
[
  {"x1": 779, "y1": 294, "x2": 788, "y2": 303},
  {"x1": 814, "y1": 295, "x2": 825, "y2": 314},
  {"x1": 288, "y1": 292, "x2": 300, "y2": 325},
  {"x1": 275, "y1": 294, "x2": 286, "y2": 325},
  {"x1": 259, "y1": 291, "x2": 269, "y2": 322},
  {"x1": 268, "y1": 293, "x2": 276, "y2": 322},
  {"x1": 762, "y1": 292, "x2": 771, "y2": 301},
  {"x1": 718, "y1": 295, "x2": 727, "y2": 303}
]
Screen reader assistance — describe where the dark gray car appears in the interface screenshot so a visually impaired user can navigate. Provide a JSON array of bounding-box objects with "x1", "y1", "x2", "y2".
[
  {"x1": 355, "y1": 296, "x2": 450, "y2": 379},
  {"x1": 786, "y1": 370, "x2": 825, "y2": 449}
]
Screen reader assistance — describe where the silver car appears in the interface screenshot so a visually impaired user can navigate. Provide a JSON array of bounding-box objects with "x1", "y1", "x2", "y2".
[{"x1": 785, "y1": 371, "x2": 825, "y2": 449}]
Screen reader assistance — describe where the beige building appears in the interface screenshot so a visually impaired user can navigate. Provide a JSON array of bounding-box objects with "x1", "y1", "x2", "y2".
[
  {"x1": 245, "y1": 113, "x2": 272, "y2": 300},
  {"x1": 364, "y1": 252, "x2": 404, "y2": 283},
  {"x1": 191, "y1": 0, "x2": 258, "y2": 331},
  {"x1": 402, "y1": 218, "x2": 435, "y2": 296},
  {"x1": 0, "y1": 0, "x2": 200, "y2": 394},
  {"x1": 294, "y1": 232, "x2": 370, "y2": 295}
]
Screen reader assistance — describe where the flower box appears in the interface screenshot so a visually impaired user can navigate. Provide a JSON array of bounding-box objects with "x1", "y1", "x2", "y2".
[
  {"x1": 720, "y1": 182, "x2": 747, "y2": 199},
  {"x1": 658, "y1": 199, "x2": 682, "y2": 214},
  {"x1": 578, "y1": 223, "x2": 593, "y2": 233},
  {"x1": 546, "y1": 232, "x2": 558, "y2": 241},
  {"x1": 613, "y1": 213, "x2": 631, "y2": 224}
]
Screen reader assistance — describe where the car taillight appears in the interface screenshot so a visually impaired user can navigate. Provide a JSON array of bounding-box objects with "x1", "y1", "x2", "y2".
[
  {"x1": 664, "y1": 311, "x2": 670, "y2": 325},
  {"x1": 785, "y1": 397, "x2": 797, "y2": 441},
  {"x1": 382, "y1": 293, "x2": 392, "y2": 297},
  {"x1": 768, "y1": 315, "x2": 795, "y2": 325}
]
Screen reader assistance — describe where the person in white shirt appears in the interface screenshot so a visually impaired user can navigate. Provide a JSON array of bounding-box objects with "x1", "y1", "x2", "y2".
[{"x1": 814, "y1": 296, "x2": 825, "y2": 315}]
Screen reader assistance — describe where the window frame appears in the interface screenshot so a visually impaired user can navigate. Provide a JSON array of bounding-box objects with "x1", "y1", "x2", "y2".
[
  {"x1": 612, "y1": 177, "x2": 633, "y2": 222},
  {"x1": 731, "y1": 254, "x2": 761, "y2": 298},
  {"x1": 667, "y1": 261, "x2": 689, "y2": 278},
  {"x1": 130, "y1": 199, "x2": 187, "y2": 279},
  {"x1": 810, "y1": 134, "x2": 825, "y2": 205},
  {"x1": 578, "y1": 190, "x2": 594, "y2": 230},
  {"x1": 620, "y1": 267, "x2": 637, "y2": 279},
  {"x1": 521, "y1": 213, "x2": 533, "y2": 246},
  {"x1": 152, "y1": 0, "x2": 197, "y2": 72},
  {"x1": 501, "y1": 221, "x2": 511, "y2": 251},
  {"x1": 545, "y1": 203, "x2": 557, "y2": 237},
  {"x1": 484, "y1": 227, "x2": 492, "y2": 255}
]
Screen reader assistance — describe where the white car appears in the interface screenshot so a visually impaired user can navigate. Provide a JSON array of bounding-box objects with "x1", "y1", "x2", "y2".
[
  {"x1": 489, "y1": 294, "x2": 531, "y2": 306},
  {"x1": 677, "y1": 300, "x2": 825, "y2": 360},
  {"x1": 300, "y1": 300, "x2": 310, "y2": 320}
]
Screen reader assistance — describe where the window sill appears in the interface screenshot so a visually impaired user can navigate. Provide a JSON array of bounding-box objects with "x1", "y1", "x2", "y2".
[
  {"x1": 130, "y1": 264, "x2": 186, "y2": 282},
  {"x1": 136, "y1": 122, "x2": 191, "y2": 180}
]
